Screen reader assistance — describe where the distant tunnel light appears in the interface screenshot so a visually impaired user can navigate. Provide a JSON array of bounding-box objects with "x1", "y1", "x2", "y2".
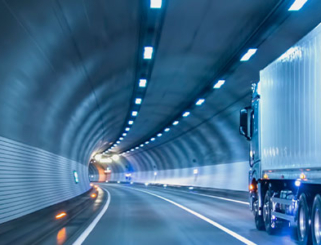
[
  {"x1": 56, "y1": 212, "x2": 67, "y2": 220},
  {"x1": 140, "y1": 144, "x2": 144, "y2": 147},
  {"x1": 151, "y1": 137, "x2": 156, "y2": 141},
  {"x1": 173, "y1": 121, "x2": 179, "y2": 126},
  {"x1": 154, "y1": 172, "x2": 157, "y2": 176},
  {"x1": 128, "y1": 120, "x2": 134, "y2": 125},
  {"x1": 132, "y1": 111, "x2": 138, "y2": 117},
  {"x1": 145, "y1": 141, "x2": 150, "y2": 145},
  {"x1": 119, "y1": 137, "x2": 124, "y2": 140},
  {"x1": 196, "y1": 98, "x2": 205, "y2": 106},
  {"x1": 139, "y1": 79, "x2": 147, "y2": 88},
  {"x1": 193, "y1": 168, "x2": 198, "y2": 175},
  {"x1": 131, "y1": 149, "x2": 135, "y2": 152},
  {"x1": 240, "y1": 48, "x2": 257, "y2": 62},
  {"x1": 150, "y1": 0, "x2": 162, "y2": 8},
  {"x1": 135, "y1": 98, "x2": 142, "y2": 105},
  {"x1": 157, "y1": 133, "x2": 162, "y2": 137},
  {"x1": 289, "y1": 0, "x2": 308, "y2": 11},
  {"x1": 123, "y1": 133, "x2": 127, "y2": 136},
  {"x1": 91, "y1": 193, "x2": 97, "y2": 199},
  {"x1": 112, "y1": 155, "x2": 120, "y2": 161},
  {"x1": 182, "y1": 112, "x2": 190, "y2": 118},
  {"x1": 144, "y1": 47, "x2": 153, "y2": 59},
  {"x1": 125, "y1": 127, "x2": 130, "y2": 132},
  {"x1": 164, "y1": 128, "x2": 170, "y2": 132},
  {"x1": 116, "y1": 141, "x2": 120, "y2": 144},
  {"x1": 135, "y1": 147, "x2": 139, "y2": 149},
  {"x1": 213, "y1": 80, "x2": 225, "y2": 89}
]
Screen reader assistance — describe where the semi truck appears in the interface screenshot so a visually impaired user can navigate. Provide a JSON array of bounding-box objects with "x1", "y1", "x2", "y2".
[{"x1": 240, "y1": 22, "x2": 321, "y2": 244}]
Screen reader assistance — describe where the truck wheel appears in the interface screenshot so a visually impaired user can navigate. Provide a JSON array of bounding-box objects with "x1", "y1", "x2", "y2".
[
  {"x1": 263, "y1": 191, "x2": 275, "y2": 234},
  {"x1": 254, "y1": 209, "x2": 265, "y2": 231},
  {"x1": 297, "y1": 193, "x2": 310, "y2": 244},
  {"x1": 312, "y1": 194, "x2": 321, "y2": 245}
]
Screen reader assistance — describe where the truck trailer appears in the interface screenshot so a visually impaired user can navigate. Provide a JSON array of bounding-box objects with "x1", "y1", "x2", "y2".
[{"x1": 240, "y1": 22, "x2": 321, "y2": 244}]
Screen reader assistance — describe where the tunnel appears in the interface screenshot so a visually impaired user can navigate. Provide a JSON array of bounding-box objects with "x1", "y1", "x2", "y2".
[{"x1": 1, "y1": 0, "x2": 321, "y2": 244}]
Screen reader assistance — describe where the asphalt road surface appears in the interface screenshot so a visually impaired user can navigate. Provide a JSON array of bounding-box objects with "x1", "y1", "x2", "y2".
[{"x1": 80, "y1": 184, "x2": 297, "y2": 245}]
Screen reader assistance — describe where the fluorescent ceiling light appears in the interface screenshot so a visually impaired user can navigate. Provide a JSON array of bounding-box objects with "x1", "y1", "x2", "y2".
[
  {"x1": 119, "y1": 137, "x2": 124, "y2": 140},
  {"x1": 182, "y1": 112, "x2": 190, "y2": 118},
  {"x1": 173, "y1": 121, "x2": 179, "y2": 126},
  {"x1": 240, "y1": 48, "x2": 257, "y2": 61},
  {"x1": 289, "y1": 0, "x2": 308, "y2": 11},
  {"x1": 157, "y1": 133, "x2": 162, "y2": 137},
  {"x1": 139, "y1": 79, "x2": 147, "y2": 88},
  {"x1": 125, "y1": 127, "x2": 130, "y2": 132},
  {"x1": 151, "y1": 138, "x2": 156, "y2": 141},
  {"x1": 150, "y1": 0, "x2": 162, "y2": 8},
  {"x1": 131, "y1": 149, "x2": 134, "y2": 152},
  {"x1": 116, "y1": 141, "x2": 120, "y2": 144},
  {"x1": 144, "y1": 46, "x2": 153, "y2": 59},
  {"x1": 213, "y1": 80, "x2": 225, "y2": 89},
  {"x1": 145, "y1": 141, "x2": 150, "y2": 145},
  {"x1": 122, "y1": 133, "x2": 127, "y2": 136},
  {"x1": 135, "y1": 147, "x2": 139, "y2": 149},
  {"x1": 135, "y1": 98, "x2": 142, "y2": 105},
  {"x1": 128, "y1": 120, "x2": 134, "y2": 125},
  {"x1": 132, "y1": 111, "x2": 138, "y2": 117},
  {"x1": 196, "y1": 98, "x2": 205, "y2": 106},
  {"x1": 140, "y1": 144, "x2": 144, "y2": 147},
  {"x1": 164, "y1": 128, "x2": 170, "y2": 132}
]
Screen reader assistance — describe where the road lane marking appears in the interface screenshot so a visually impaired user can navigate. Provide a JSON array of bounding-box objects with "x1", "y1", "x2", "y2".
[
  {"x1": 73, "y1": 188, "x2": 111, "y2": 245},
  {"x1": 130, "y1": 187, "x2": 256, "y2": 245}
]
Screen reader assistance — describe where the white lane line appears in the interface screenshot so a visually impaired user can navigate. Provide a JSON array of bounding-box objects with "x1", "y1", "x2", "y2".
[
  {"x1": 130, "y1": 188, "x2": 256, "y2": 245},
  {"x1": 180, "y1": 190, "x2": 249, "y2": 205},
  {"x1": 73, "y1": 188, "x2": 111, "y2": 245}
]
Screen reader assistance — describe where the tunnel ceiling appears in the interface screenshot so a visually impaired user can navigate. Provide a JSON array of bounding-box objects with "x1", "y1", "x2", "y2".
[{"x1": 1, "y1": 0, "x2": 321, "y2": 170}]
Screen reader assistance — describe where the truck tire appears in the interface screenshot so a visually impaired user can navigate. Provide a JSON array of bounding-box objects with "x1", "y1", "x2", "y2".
[
  {"x1": 254, "y1": 209, "x2": 265, "y2": 231},
  {"x1": 297, "y1": 193, "x2": 310, "y2": 244},
  {"x1": 263, "y1": 191, "x2": 275, "y2": 234},
  {"x1": 312, "y1": 194, "x2": 321, "y2": 245}
]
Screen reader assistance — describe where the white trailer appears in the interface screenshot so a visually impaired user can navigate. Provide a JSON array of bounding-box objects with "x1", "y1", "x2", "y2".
[{"x1": 240, "y1": 22, "x2": 321, "y2": 244}]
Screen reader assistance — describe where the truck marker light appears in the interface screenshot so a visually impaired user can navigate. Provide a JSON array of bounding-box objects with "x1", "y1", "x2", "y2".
[
  {"x1": 300, "y1": 173, "x2": 306, "y2": 179},
  {"x1": 295, "y1": 180, "x2": 301, "y2": 187},
  {"x1": 91, "y1": 193, "x2": 97, "y2": 198},
  {"x1": 249, "y1": 184, "x2": 254, "y2": 191},
  {"x1": 56, "y1": 212, "x2": 67, "y2": 219},
  {"x1": 263, "y1": 173, "x2": 268, "y2": 179}
]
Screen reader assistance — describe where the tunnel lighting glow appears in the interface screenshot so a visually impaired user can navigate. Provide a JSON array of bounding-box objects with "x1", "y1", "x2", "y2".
[
  {"x1": 132, "y1": 111, "x2": 138, "y2": 117},
  {"x1": 116, "y1": 141, "x2": 120, "y2": 144},
  {"x1": 131, "y1": 149, "x2": 134, "y2": 152},
  {"x1": 145, "y1": 141, "x2": 150, "y2": 145},
  {"x1": 182, "y1": 112, "x2": 190, "y2": 118},
  {"x1": 112, "y1": 155, "x2": 120, "y2": 161},
  {"x1": 240, "y1": 48, "x2": 257, "y2": 61},
  {"x1": 193, "y1": 169, "x2": 198, "y2": 175},
  {"x1": 120, "y1": 137, "x2": 124, "y2": 140},
  {"x1": 163, "y1": 184, "x2": 167, "y2": 188},
  {"x1": 135, "y1": 98, "x2": 142, "y2": 105},
  {"x1": 91, "y1": 193, "x2": 97, "y2": 199},
  {"x1": 125, "y1": 173, "x2": 132, "y2": 177},
  {"x1": 154, "y1": 172, "x2": 157, "y2": 176},
  {"x1": 139, "y1": 79, "x2": 147, "y2": 88},
  {"x1": 196, "y1": 98, "x2": 205, "y2": 106},
  {"x1": 164, "y1": 128, "x2": 170, "y2": 132},
  {"x1": 128, "y1": 120, "x2": 134, "y2": 125},
  {"x1": 100, "y1": 158, "x2": 113, "y2": 163},
  {"x1": 106, "y1": 180, "x2": 109, "y2": 183},
  {"x1": 145, "y1": 182, "x2": 149, "y2": 186},
  {"x1": 117, "y1": 181, "x2": 120, "y2": 184},
  {"x1": 173, "y1": 121, "x2": 179, "y2": 126},
  {"x1": 55, "y1": 212, "x2": 67, "y2": 220},
  {"x1": 125, "y1": 127, "x2": 130, "y2": 132},
  {"x1": 151, "y1": 137, "x2": 156, "y2": 141},
  {"x1": 140, "y1": 144, "x2": 144, "y2": 147},
  {"x1": 123, "y1": 133, "x2": 127, "y2": 136},
  {"x1": 73, "y1": 171, "x2": 79, "y2": 184},
  {"x1": 157, "y1": 133, "x2": 162, "y2": 137},
  {"x1": 213, "y1": 80, "x2": 225, "y2": 89},
  {"x1": 150, "y1": 0, "x2": 162, "y2": 8},
  {"x1": 90, "y1": 183, "x2": 94, "y2": 187},
  {"x1": 95, "y1": 154, "x2": 102, "y2": 161},
  {"x1": 130, "y1": 182, "x2": 134, "y2": 185},
  {"x1": 295, "y1": 180, "x2": 301, "y2": 187},
  {"x1": 189, "y1": 187, "x2": 194, "y2": 190},
  {"x1": 289, "y1": 0, "x2": 308, "y2": 11},
  {"x1": 143, "y1": 46, "x2": 153, "y2": 59},
  {"x1": 135, "y1": 147, "x2": 139, "y2": 149},
  {"x1": 300, "y1": 173, "x2": 306, "y2": 179}
]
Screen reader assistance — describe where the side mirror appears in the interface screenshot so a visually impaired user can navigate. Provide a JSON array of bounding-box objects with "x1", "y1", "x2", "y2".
[{"x1": 239, "y1": 107, "x2": 251, "y2": 140}]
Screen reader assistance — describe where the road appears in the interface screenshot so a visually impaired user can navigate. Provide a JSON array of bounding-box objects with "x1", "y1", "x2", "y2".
[{"x1": 80, "y1": 184, "x2": 297, "y2": 245}]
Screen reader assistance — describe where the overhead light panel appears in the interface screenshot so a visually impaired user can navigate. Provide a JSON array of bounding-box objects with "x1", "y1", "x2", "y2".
[
  {"x1": 116, "y1": 141, "x2": 120, "y2": 144},
  {"x1": 139, "y1": 79, "x2": 147, "y2": 88},
  {"x1": 132, "y1": 111, "x2": 138, "y2": 117},
  {"x1": 288, "y1": 0, "x2": 308, "y2": 11},
  {"x1": 123, "y1": 133, "x2": 127, "y2": 137},
  {"x1": 135, "y1": 147, "x2": 139, "y2": 149},
  {"x1": 140, "y1": 144, "x2": 144, "y2": 147},
  {"x1": 213, "y1": 80, "x2": 225, "y2": 89},
  {"x1": 128, "y1": 120, "x2": 134, "y2": 125},
  {"x1": 135, "y1": 98, "x2": 142, "y2": 105},
  {"x1": 150, "y1": 0, "x2": 162, "y2": 8},
  {"x1": 125, "y1": 127, "x2": 130, "y2": 132},
  {"x1": 119, "y1": 137, "x2": 124, "y2": 140},
  {"x1": 240, "y1": 48, "x2": 257, "y2": 62},
  {"x1": 157, "y1": 133, "x2": 162, "y2": 137},
  {"x1": 144, "y1": 46, "x2": 153, "y2": 59},
  {"x1": 182, "y1": 112, "x2": 190, "y2": 118},
  {"x1": 145, "y1": 141, "x2": 150, "y2": 145},
  {"x1": 196, "y1": 98, "x2": 205, "y2": 106},
  {"x1": 151, "y1": 138, "x2": 156, "y2": 141},
  {"x1": 131, "y1": 149, "x2": 134, "y2": 152},
  {"x1": 164, "y1": 128, "x2": 170, "y2": 132},
  {"x1": 173, "y1": 121, "x2": 179, "y2": 126}
]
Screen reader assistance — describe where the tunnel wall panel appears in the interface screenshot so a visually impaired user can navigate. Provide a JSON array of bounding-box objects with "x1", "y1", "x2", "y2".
[
  {"x1": 0, "y1": 136, "x2": 90, "y2": 225},
  {"x1": 110, "y1": 161, "x2": 248, "y2": 191}
]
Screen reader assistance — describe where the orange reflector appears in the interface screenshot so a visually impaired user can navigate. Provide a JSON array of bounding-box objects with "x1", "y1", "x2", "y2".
[
  {"x1": 55, "y1": 212, "x2": 67, "y2": 219},
  {"x1": 300, "y1": 173, "x2": 306, "y2": 180},
  {"x1": 91, "y1": 193, "x2": 97, "y2": 198},
  {"x1": 249, "y1": 184, "x2": 254, "y2": 191}
]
